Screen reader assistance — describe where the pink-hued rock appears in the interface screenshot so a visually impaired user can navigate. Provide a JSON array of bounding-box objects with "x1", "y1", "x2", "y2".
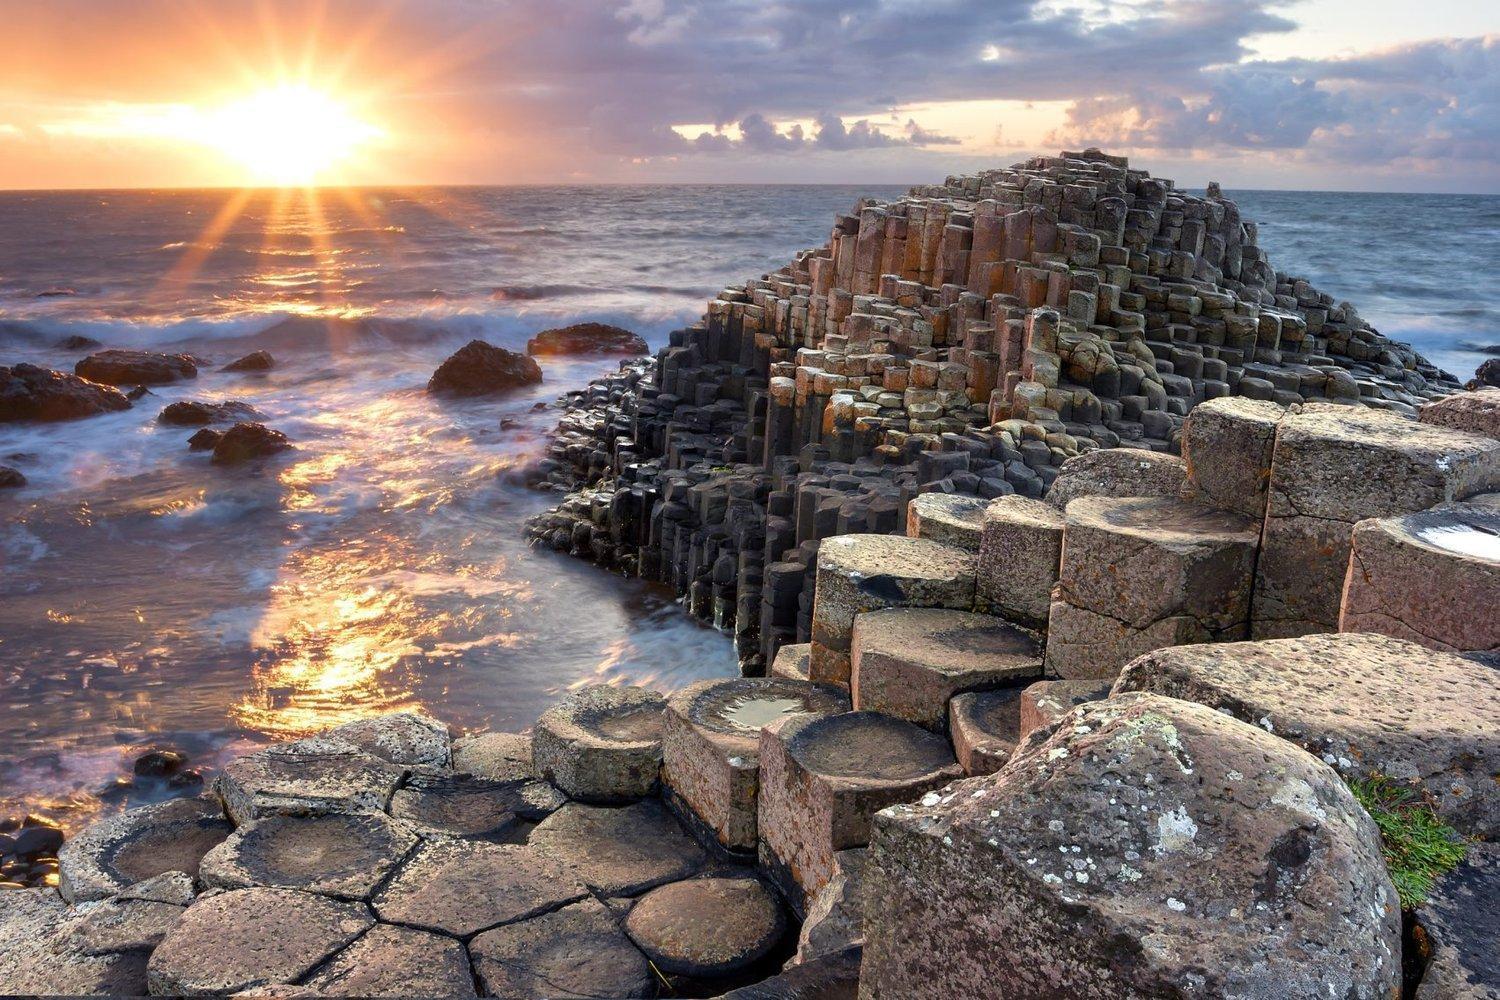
[{"x1": 1419, "y1": 388, "x2": 1500, "y2": 439}]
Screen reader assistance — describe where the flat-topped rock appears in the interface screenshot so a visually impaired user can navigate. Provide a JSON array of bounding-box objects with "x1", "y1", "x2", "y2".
[
  {"x1": 975, "y1": 495, "x2": 1064, "y2": 630},
  {"x1": 63, "y1": 895, "x2": 186, "y2": 956},
  {"x1": 1045, "y1": 448, "x2": 1187, "y2": 509},
  {"x1": 1420, "y1": 388, "x2": 1500, "y2": 439},
  {"x1": 860, "y1": 694, "x2": 1400, "y2": 999},
  {"x1": 811, "y1": 534, "x2": 976, "y2": 686},
  {"x1": 624, "y1": 876, "x2": 785, "y2": 977},
  {"x1": 1113, "y1": 632, "x2": 1500, "y2": 838},
  {"x1": 372, "y1": 838, "x2": 587, "y2": 937},
  {"x1": 199, "y1": 812, "x2": 418, "y2": 899},
  {"x1": 147, "y1": 887, "x2": 371, "y2": 996},
  {"x1": 532, "y1": 683, "x2": 665, "y2": 802},
  {"x1": 214, "y1": 735, "x2": 407, "y2": 826},
  {"x1": 326, "y1": 712, "x2": 449, "y2": 767},
  {"x1": 1413, "y1": 842, "x2": 1497, "y2": 1000},
  {"x1": 302, "y1": 924, "x2": 477, "y2": 998},
  {"x1": 758, "y1": 711, "x2": 961, "y2": 912},
  {"x1": 769, "y1": 643, "x2": 811, "y2": 681},
  {"x1": 1341, "y1": 502, "x2": 1500, "y2": 652},
  {"x1": 76, "y1": 349, "x2": 198, "y2": 386},
  {"x1": 1180, "y1": 396, "x2": 1286, "y2": 519},
  {"x1": 1017, "y1": 678, "x2": 1112, "y2": 742},
  {"x1": 529, "y1": 799, "x2": 706, "y2": 896},
  {"x1": 851, "y1": 608, "x2": 1041, "y2": 731},
  {"x1": 662, "y1": 676, "x2": 849, "y2": 852},
  {"x1": 948, "y1": 688, "x2": 1026, "y2": 775},
  {"x1": 451, "y1": 731, "x2": 534, "y2": 781},
  {"x1": 59, "y1": 795, "x2": 231, "y2": 903},
  {"x1": 469, "y1": 897, "x2": 654, "y2": 1000},
  {"x1": 1254, "y1": 404, "x2": 1500, "y2": 637},
  {"x1": 389, "y1": 770, "x2": 553, "y2": 837},
  {"x1": 525, "y1": 322, "x2": 648, "y2": 357},
  {"x1": 0, "y1": 889, "x2": 151, "y2": 996},
  {"x1": 906, "y1": 493, "x2": 987, "y2": 551}
]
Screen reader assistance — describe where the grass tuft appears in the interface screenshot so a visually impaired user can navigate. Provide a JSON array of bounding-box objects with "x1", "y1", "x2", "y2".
[{"x1": 1349, "y1": 774, "x2": 1469, "y2": 908}]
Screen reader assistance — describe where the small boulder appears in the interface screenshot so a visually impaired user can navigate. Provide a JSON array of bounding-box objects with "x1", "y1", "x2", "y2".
[
  {"x1": 57, "y1": 334, "x2": 103, "y2": 350},
  {"x1": 187, "y1": 428, "x2": 223, "y2": 451},
  {"x1": 157, "y1": 400, "x2": 261, "y2": 426},
  {"x1": 0, "y1": 364, "x2": 131, "y2": 422},
  {"x1": 211, "y1": 422, "x2": 291, "y2": 464},
  {"x1": 75, "y1": 349, "x2": 197, "y2": 386},
  {"x1": 0, "y1": 465, "x2": 24, "y2": 488},
  {"x1": 1468, "y1": 358, "x2": 1500, "y2": 391},
  {"x1": 428, "y1": 340, "x2": 542, "y2": 396},
  {"x1": 525, "y1": 323, "x2": 647, "y2": 357},
  {"x1": 223, "y1": 350, "x2": 275, "y2": 372}
]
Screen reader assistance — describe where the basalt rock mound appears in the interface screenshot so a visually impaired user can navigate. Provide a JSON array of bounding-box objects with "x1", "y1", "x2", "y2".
[
  {"x1": 1, "y1": 364, "x2": 131, "y2": 422},
  {"x1": 428, "y1": 339, "x2": 542, "y2": 396},
  {"x1": 223, "y1": 350, "x2": 275, "y2": 373},
  {"x1": 210, "y1": 422, "x2": 291, "y2": 464},
  {"x1": 75, "y1": 350, "x2": 198, "y2": 386},
  {"x1": 526, "y1": 323, "x2": 648, "y2": 357},
  {"x1": 158, "y1": 400, "x2": 262, "y2": 426}
]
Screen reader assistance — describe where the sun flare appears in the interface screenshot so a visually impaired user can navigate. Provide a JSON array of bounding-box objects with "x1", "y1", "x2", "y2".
[{"x1": 203, "y1": 85, "x2": 383, "y2": 186}]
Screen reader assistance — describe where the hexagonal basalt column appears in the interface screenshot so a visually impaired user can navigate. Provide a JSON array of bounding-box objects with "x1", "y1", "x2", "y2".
[
  {"x1": 1180, "y1": 396, "x2": 1285, "y2": 520},
  {"x1": 390, "y1": 770, "x2": 562, "y2": 837},
  {"x1": 213, "y1": 735, "x2": 407, "y2": 826},
  {"x1": 1340, "y1": 503, "x2": 1500, "y2": 653},
  {"x1": 59, "y1": 796, "x2": 231, "y2": 903},
  {"x1": 905, "y1": 493, "x2": 987, "y2": 551},
  {"x1": 662, "y1": 677, "x2": 849, "y2": 853},
  {"x1": 469, "y1": 897, "x2": 654, "y2": 1000},
  {"x1": 304, "y1": 924, "x2": 477, "y2": 998},
  {"x1": 1254, "y1": 405, "x2": 1500, "y2": 638},
  {"x1": 770, "y1": 643, "x2": 812, "y2": 681},
  {"x1": 850, "y1": 608, "x2": 1041, "y2": 731},
  {"x1": 1045, "y1": 496, "x2": 1259, "y2": 679},
  {"x1": 947, "y1": 688, "x2": 1025, "y2": 775},
  {"x1": 198, "y1": 812, "x2": 418, "y2": 899},
  {"x1": 528, "y1": 800, "x2": 707, "y2": 896},
  {"x1": 326, "y1": 711, "x2": 450, "y2": 768},
  {"x1": 624, "y1": 876, "x2": 787, "y2": 978},
  {"x1": 531, "y1": 684, "x2": 666, "y2": 803},
  {"x1": 1016, "y1": 678, "x2": 1112, "y2": 743},
  {"x1": 758, "y1": 711, "x2": 961, "y2": 913},
  {"x1": 811, "y1": 535, "x2": 976, "y2": 686},
  {"x1": 975, "y1": 496, "x2": 1064, "y2": 630}
]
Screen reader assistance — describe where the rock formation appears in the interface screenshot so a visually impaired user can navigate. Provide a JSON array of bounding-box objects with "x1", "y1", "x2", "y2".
[
  {"x1": 75, "y1": 350, "x2": 198, "y2": 386},
  {"x1": 1, "y1": 363, "x2": 131, "y2": 422},
  {"x1": 428, "y1": 339, "x2": 543, "y2": 396},
  {"x1": 526, "y1": 322, "x2": 649, "y2": 357}
]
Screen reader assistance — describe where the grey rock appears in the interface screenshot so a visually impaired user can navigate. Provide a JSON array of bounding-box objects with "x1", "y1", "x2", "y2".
[
  {"x1": 469, "y1": 897, "x2": 654, "y2": 999},
  {"x1": 532, "y1": 684, "x2": 666, "y2": 803},
  {"x1": 529, "y1": 799, "x2": 706, "y2": 896},
  {"x1": 213, "y1": 735, "x2": 406, "y2": 826},
  {"x1": 59, "y1": 795, "x2": 231, "y2": 903},
  {"x1": 451, "y1": 731, "x2": 534, "y2": 782},
  {"x1": 303, "y1": 923, "x2": 477, "y2": 998},
  {"x1": 327, "y1": 711, "x2": 450, "y2": 768},
  {"x1": 199, "y1": 812, "x2": 419, "y2": 899},
  {"x1": 1414, "y1": 842, "x2": 1498, "y2": 1000}
]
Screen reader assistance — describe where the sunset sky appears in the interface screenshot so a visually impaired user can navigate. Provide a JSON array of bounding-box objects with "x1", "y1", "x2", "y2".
[{"x1": 1, "y1": 0, "x2": 1495, "y2": 192}]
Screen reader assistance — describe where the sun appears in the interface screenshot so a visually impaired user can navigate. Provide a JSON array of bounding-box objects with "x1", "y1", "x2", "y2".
[{"x1": 203, "y1": 84, "x2": 383, "y2": 186}]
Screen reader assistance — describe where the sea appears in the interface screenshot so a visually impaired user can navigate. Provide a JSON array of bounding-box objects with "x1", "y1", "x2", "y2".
[{"x1": 0, "y1": 184, "x2": 1495, "y2": 830}]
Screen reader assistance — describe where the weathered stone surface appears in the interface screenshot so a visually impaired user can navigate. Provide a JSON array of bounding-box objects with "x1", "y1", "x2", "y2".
[
  {"x1": 758, "y1": 711, "x2": 961, "y2": 912},
  {"x1": 861, "y1": 693, "x2": 1401, "y2": 999},
  {"x1": 1045, "y1": 448, "x2": 1187, "y2": 510},
  {"x1": 0, "y1": 363, "x2": 131, "y2": 422},
  {"x1": 718, "y1": 945, "x2": 862, "y2": 999},
  {"x1": 792, "y1": 848, "x2": 867, "y2": 967},
  {"x1": 526, "y1": 322, "x2": 648, "y2": 357},
  {"x1": 213, "y1": 735, "x2": 407, "y2": 826},
  {"x1": 469, "y1": 897, "x2": 654, "y2": 1000},
  {"x1": 529, "y1": 800, "x2": 706, "y2": 896},
  {"x1": 811, "y1": 534, "x2": 976, "y2": 686},
  {"x1": 59, "y1": 794, "x2": 231, "y2": 903},
  {"x1": 1017, "y1": 678, "x2": 1111, "y2": 742},
  {"x1": 327, "y1": 711, "x2": 450, "y2": 767},
  {"x1": 211, "y1": 422, "x2": 291, "y2": 464},
  {"x1": 948, "y1": 687, "x2": 1026, "y2": 775},
  {"x1": 388, "y1": 771, "x2": 543, "y2": 837},
  {"x1": 974, "y1": 495, "x2": 1064, "y2": 630},
  {"x1": 1254, "y1": 405, "x2": 1500, "y2": 638},
  {"x1": 158, "y1": 399, "x2": 261, "y2": 426},
  {"x1": 851, "y1": 608, "x2": 1041, "y2": 731},
  {"x1": 372, "y1": 838, "x2": 587, "y2": 937},
  {"x1": 303, "y1": 924, "x2": 477, "y2": 998},
  {"x1": 770, "y1": 643, "x2": 812, "y2": 681},
  {"x1": 76, "y1": 349, "x2": 198, "y2": 386},
  {"x1": 662, "y1": 676, "x2": 849, "y2": 852},
  {"x1": 532, "y1": 683, "x2": 665, "y2": 802},
  {"x1": 428, "y1": 339, "x2": 542, "y2": 396},
  {"x1": 624, "y1": 876, "x2": 785, "y2": 977},
  {"x1": 905, "y1": 493, "x2": 987, "y2": 551},
  {"x1": 1340, "y1": 503, "x2": 1500, "y2": 652},
  {"x1": 63, "y1": 896, "x2": 185, "y2": 955},
  {"x1": 1114, "y1": 632, "x2": 1500, "y2": 838},
  {"x1": 1180, "y1": 396, "x2": 1285, "y2": 519},
  {"x1": 147, "y1": 887, "x2": 372, "y2": 996},
  {"x1": 1413, "y1": 842, "x2": 1497, "y2": 1000},
  {"x1": 0, "y1": 888, "x2": 151, "y2": 996},
  {"x1": 199, "y1": 812, "x2": 418, "y2": 899},
  {"x1": 451, "y1": 730, "x2": 534, "y2": 781},
  {"x1": 1420, "y1": 389, "x2": 1500, "y2": 440}
]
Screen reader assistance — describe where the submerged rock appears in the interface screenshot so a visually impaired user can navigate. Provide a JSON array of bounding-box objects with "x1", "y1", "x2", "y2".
[
  {"x1": 428, "y1": 339, "x2": 542, "y2": 396},
  {"x1": 526, "y1": 322, "x2": 648, "y2": 357},
  {"x1": 210, "y1": 422, "x2": 291, "y2": 464},
  {"x1": 223, "y1": 350, "x2": 275, "y2": 372},
  {"x1": 0, "y1": 363, "x2": 131, "y2": 422},
  {"x1": 186, "y1": 427, "x2": 222, "y2": 451},
  {"x1": 157, "y1": 399, "x2": 261, "y2": 426},
  {"x1": 0, "y1": 465, "x2": 25, "y2": 488},
  {"x1": 75, "y1": 349, "x2": 197, "y2": 386},
  {"x1": 56, "y1": 334, "x2": 102, "y2": 351}
]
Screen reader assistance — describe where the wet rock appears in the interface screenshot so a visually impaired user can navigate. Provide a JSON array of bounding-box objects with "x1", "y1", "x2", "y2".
[
  {"x1": 1016, "y1": 677, "x2": 1111, "y2": 743},
  {"x1": 0, "y1": 363, "x2": 131, "y2": 422},
  {"x1": 200, "y1": 812, "x2": 418, "y2": 899},
  {"x1": 303, "y1": 923, "x2": 477, "y2": 998},
  {"x1": 187, "y1": 427, "x2": 223, "y2": 450},
  {"x1": 211, "y1": 421, "x2": 292, "y2": 464},
  {"x1": 861, "y1": 693, "x2": 1401, "y2": 999},
  {"x1": 75, "y1": 349, "x2": 197, "y2": 386},
  {"x1": 974, "y1": 496, "x2": 1064, "y2": 630},
  {"x1": 850, "y1": 608, "x2": 1041, "y2": 732},
  {"x1": 1180, "y1": 396, "x2": 1286, "y2": 520},
  {"x1": 469, "y1": 897, "x2": 654, "y2": 999},
  {"x1": 1045, "y1": 448, "x2": 1187, "y2": 509},
  {"x1": 126, "y1": 384, "x2": 152, "y2": 400},
  {"x1": 905, "y1": 493, "x2": 987, "y2": 551},
  {"x1": 947, "y1": 687, "x2": 1026, "y2": 775},
  {"x1": 212, "y1": 734, "x2": 406, "y2": 826},
  {"x1": 327, "y1": 711, "x2": 450, "y2": 768},
  {"x1": 57, "y1": 334, "x2": 102, "y2": 350},
  {"x1": 662, "y1": 677, "x2": 849, "y2": 853},
  {"x1": 758, "y1": 711, "x2": 961, "y2": 912},
  {"x1": 530, "y1": 799, "x2": 706, "y2": 896},
  {"x1": 624, "y1": 876, "x2": 786, "y2": 977},
  {"x1": 532, "y1": 683, "x2": 666, "y2": 802},
  {"x1": 451, "y1": 731, "x2": 534, "y2": 782},
  {"x1": 0, "y1": 888, "x2": 151, "y2": 996},
  {"x1": 157, "y1": 399, "x2": 261, "y2": 425},
  {"x1": 792, "y1": 848, "x2": 867, "y2": 966},
  {"x1": 133, "y1": 748, "x2": 190, "y2": 777},
  {"x1": 388, "y1": 771, "x2": 542, "y2": 837},
  {"x1": 147, "y1": 887, "x2": 372, "y2": 996},
  {"x1": 11, "y1": 824, "x2": 63, "y2": 858},
  {"x1": 526, "y1": 322, "x2": 648, "y2": 357},
  {"x1": 428, "y1": 339, "x2": 542, "y2": 396},
  {"x1": 223, "y1": 350, "x2": 275, "y2": 373},
  {"x1": 1114, "y1": 632, "x2": 1500, "y2": 838},
  {"x1": 59, "y1": 795, "x2": 230, "y2": 903},
  {"x1": 1413, "y1": 842, "x2": 1497, "y2": 1000},
  {"x1": 373, "y1": 838, "x2": 587, "y2": 937},
  {"x1": 0, "y1": 465, "x2": 25, "y2": 488}
]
